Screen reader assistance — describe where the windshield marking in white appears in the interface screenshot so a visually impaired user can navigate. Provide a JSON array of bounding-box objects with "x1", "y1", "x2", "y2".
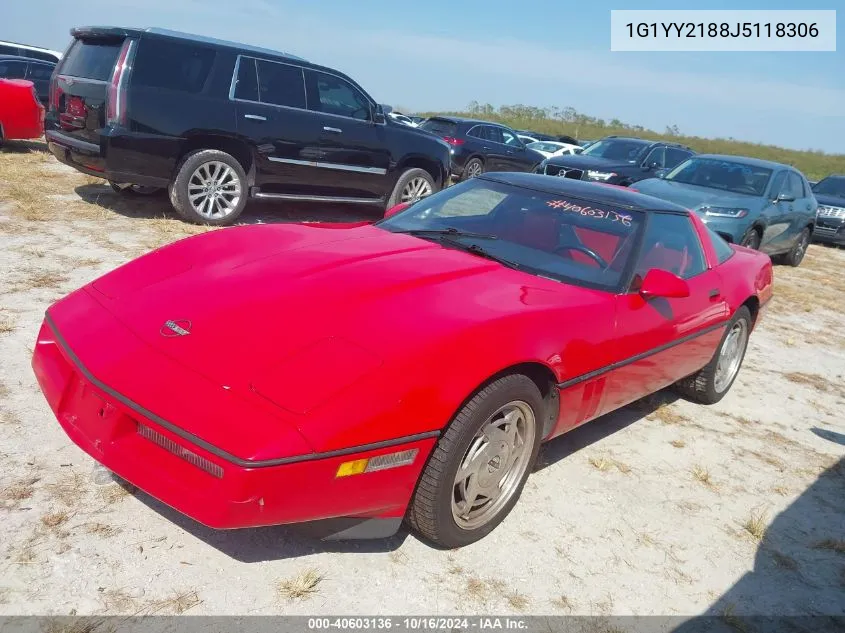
[{"x1": 546, "y1": 200, "x2": 633, "y2": 227}]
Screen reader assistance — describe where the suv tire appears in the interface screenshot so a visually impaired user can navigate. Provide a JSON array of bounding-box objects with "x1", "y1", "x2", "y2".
[
  {"x1": 387, "y1": 168, "x2": 437, "y2": 210},
  {"x1": 779, "y1": 227, "x2": 810, "y2": 267},
  {"x1": 170, "y1": 149, "x2": 248, "y2": 226}
]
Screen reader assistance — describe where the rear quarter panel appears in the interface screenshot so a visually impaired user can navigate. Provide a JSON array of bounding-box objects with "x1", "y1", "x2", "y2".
[{"x1": 0, "y1": 79, "x2": 43, "y2": 140}]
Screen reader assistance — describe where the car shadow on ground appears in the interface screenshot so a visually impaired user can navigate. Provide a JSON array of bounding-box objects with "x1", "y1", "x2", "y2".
[
  {"x1": 670, "y1": 453, "x2": 845, "y2": 632},
  {"x1": 73, "y1": 182, "x2": 377, "y2": 226},
  {"x1": 0, "y1": 139, "x2": 49, "y2": 154},
  {"x1": 533, "y1": 391, "x2": 681, "y2": 473}
]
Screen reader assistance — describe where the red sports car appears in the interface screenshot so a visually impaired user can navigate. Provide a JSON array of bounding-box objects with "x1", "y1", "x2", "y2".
[
  {"x1": 0, "y1": 78, "x2": 44, "y2": 143},
  {"x1": 32, "y1": 173, "x2": 773, "y2": 547}
]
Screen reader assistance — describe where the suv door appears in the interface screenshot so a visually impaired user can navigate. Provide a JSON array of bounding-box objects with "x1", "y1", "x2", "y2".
[
  {"x1": 232, "y1": 56, "x2": 324, "y2": 196},
  {"x1": 664, "y1": 147, "x2": 693, "y2": 171},
  {"x1": 500, "y1": 128, "x2": 534, "y2": 171},
  {"x1": 783, "y1": 171, "x2": 814, "y2": 248},
  {"x1": 24, "y1": 61, "x2": 54, "y2": 104},
  {"x1": 601, "y1": 212, "x2": 728, "y2": 413},
  {"x1": 638, "y1": 146, "x2": 665, "y2": 181},
  {"x1": 482, "y1": 126, "x2": 508, "y2": 172},
  {"x1": 303, "y1": 68, "x2": 390, "y2": 200}
]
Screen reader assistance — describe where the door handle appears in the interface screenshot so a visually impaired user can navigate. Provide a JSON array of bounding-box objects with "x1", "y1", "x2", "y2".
[
  {"x1": 482, "y1": 146, "x2": 491, "y2": 150},
  {"x1": 244, "y1": 114, "x2": 267, "y2": 121},
  {"x1": 506, "y1": 150, "x2": 514, "y2": 155},
  {"x1": 708, "y1": 289, "x2": 721, "y2": 300},
  {"x1": 323, "y1": 126, "x2": 342, "y2": 134}
]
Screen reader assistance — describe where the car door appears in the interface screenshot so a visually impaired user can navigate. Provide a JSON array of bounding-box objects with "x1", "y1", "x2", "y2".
[
  {"x1": 303, "y1": 68, "x2": 390, "y2": 199},
  {"x1": 635, "y1": 146, "x2": 665, "y2": 182},
  {"x1": 599, "y1": 212, "x2": 729, "y2": 414},
  {"x1": 232, "y1": 55, "x2": 325, "y2": 196},
  {"x1": 786, "y1": 171, "x2": 815, "y2": 243},
  {"x1": 24, "y1": 61, "x2": 54, "y2": 104},
  {"x1": 500, "y1": 128, "x2": 535, "y2": 172},
  {"x1": 481, "y1": 126, "x2": 508, "y2": 172},
  {"x1": 759, "y1": 170, "x2": 794, "y2": 253}
]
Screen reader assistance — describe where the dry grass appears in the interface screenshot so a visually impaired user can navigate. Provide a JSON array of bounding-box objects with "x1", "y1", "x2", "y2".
[
  {"x1": 506, "y1": 590, "x2": 529, "y2": 611},
  {"x1": 812, "y1": 539, "x2": 845, "y2": 554},
  {"x1": 98, "y1": 482, "x2": 137, "y2": 504},
  {"x1": 1, "y1": 475, "x2": 39, "y2": 506},
  {"x1": 44, "y1": 472, "x2": 87, "y2": 506},
  {"x1": 551, "y1": 594, "x2": 575, "y2": 612},
  {"x1": 769, "y1": 549, "x2": 799, "y2": 571},
  {"x1": 741, "y1": 510, "x2": 768, "y2": 541},
  {"x1": 100, "y1": 588, "x2": 139, "y2": 613},
  {"x1": 691, "y1": 464, "x2": 716, "y2": 490},
  {"x1": 464, "y1": 577, "x2": 488, "y2": 603},
  {"x1": 147, "y1": 590, "x2": 202, "y2": 614},
  {"x1": 588, "y1": 455, "x2": 611, "y2": 472},
  {"x1": 40, "y1": 511, "x2": 69, "y2": 528},
  {"x1": 782, "y1": 371, "x2": 835, "y2": 393},
  {"x1": 0, "y1": 310, "x2": 16, "y2": 334},
  {"x1": 670, "y1": 439, "x2": 686, "y2": 448},
  {"x1": 277, "y1": 569, "x2": 324, "y2": 601},
  {"x1": 9, "y1": 269, "x2": 69, "y2": 292},
  {"x1": 85, "y1": 522, "x2": 121, "y2": 538}
]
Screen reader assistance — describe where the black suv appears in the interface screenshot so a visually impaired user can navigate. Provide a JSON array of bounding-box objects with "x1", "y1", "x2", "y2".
[
  {"x1": 535, "y1": 136, "x2": 695, "y2": 187},
  {"x1": 418, "y1": 116, "x2": 546, "y2": 181},
  {"x1": 45, "y1": 27, "x2": 451, "y2": 225},
  {"x1": 0, "y1": 55, "x2": 55, "y2": 104}
]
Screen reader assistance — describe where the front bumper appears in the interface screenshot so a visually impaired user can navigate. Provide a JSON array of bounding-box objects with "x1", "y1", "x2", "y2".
[
  {"x1": 813, "y1": 218, "x2": 845, "y2": 245},
  {"x1": 32, "y1": 318, "x2": 436, "y2": 533}
]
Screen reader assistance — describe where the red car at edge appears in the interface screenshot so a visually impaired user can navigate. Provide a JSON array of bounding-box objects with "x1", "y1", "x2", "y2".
[
  {"x1": 0, "y1": 78, "x2": 44, "y2": 143},
  {"x1": 32, "y1": 173, "x2": 773, "y2": 547}
]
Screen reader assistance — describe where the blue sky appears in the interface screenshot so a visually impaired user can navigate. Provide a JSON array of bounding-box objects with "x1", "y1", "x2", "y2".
[{"x1": 6, "y1": 0, "x2": 843, "y2": 152}]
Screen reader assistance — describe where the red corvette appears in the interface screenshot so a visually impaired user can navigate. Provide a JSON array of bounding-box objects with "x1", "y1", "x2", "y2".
[
  {"x1": 32, "y1": 173, "x2": 773, "y2": 547},
  {"x1": 0, "y1": 78, "x2": 44, "y2": 143}
]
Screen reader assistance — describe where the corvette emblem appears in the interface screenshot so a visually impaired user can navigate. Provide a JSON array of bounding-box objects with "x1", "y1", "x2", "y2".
[{"x1": 160, "y1": 319, "x2": 192, "y2": 337}]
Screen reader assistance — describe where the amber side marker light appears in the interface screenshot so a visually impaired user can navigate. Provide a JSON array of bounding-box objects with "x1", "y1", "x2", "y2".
[{"x1": 335, "y1": 449, "x2": 419, "y2": 478}]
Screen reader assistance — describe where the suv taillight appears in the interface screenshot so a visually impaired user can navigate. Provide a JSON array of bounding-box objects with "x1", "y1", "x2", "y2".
[
  {"x1": 442, "y1": 136, "x2": 465, "y2": 146},
  {"x1": 106, "y1": 39, "x2": 135, "y2": 127}
]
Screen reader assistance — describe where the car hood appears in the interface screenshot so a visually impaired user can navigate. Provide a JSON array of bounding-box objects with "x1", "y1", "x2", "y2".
[
  {"x1": 814, "y1": 193, "x2": 845, "y2": 208},
  {"x1": 633, "y1": 178, "x2": 762, "y2": 212},
  {"x1": 84, "y1": 223, "x2": 588, "y2": 393},
  {"x1": 544, "y1": 153, "x2": 635, "y2": 171}
]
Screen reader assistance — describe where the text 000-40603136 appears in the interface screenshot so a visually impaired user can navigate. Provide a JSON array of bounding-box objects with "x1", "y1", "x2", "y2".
[{"x1": 610, "y1": 10, "x2": 836, "y2": 52}]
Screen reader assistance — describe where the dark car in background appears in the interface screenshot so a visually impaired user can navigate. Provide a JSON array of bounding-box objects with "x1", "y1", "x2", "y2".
[
  {"x1": 0, "y1": 40, "x2": 62, "y2": 63},
  {"x1": 45, "y1": 26, "x2": 451, "y2": 225},
  {"x1": 535, "y1": 136, "x2": 695, "y2": 187},
  {"x1": 419, "y1": 116, "x2": 545, "y2": 180},
  {"x1": 0, "y1": 55, "x2": 56, "y2": 104},
  {"x1": 811, "y1": 175, "x2": 845, "y2": 246},
  {"x1": 633, "y1": 155, "x2": 817, "y2": 266}
]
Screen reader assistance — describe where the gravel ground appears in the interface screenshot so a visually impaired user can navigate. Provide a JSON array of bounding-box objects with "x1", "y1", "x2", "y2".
[{"x1": 0, "y1": 141, "x2": 843, "y2": 618}]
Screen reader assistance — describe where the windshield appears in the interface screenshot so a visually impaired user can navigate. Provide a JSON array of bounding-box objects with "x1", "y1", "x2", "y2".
[
  {"x1": 664, "y1": 157, "x2": 772, "y2": 196},
  {"x1": 812, "y1": 176, "x2": 845, "y2": 198},
  {"x1": 528, "y1": 142, "x2": 563, "y2": 153},
  {"x1": 582, "y1": 139, "x2": 648, "y2": 163},
  {"x1": 419, "y1": 118, "x2": 457, "y2": 136},
  {"x1": 376, "y1": 178, "x2": 645, "y2": 291}
]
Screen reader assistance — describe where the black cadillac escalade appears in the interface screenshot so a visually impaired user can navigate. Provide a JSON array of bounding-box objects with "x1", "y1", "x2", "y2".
[{"x1": 45, "y1": 27, "x2": 451, "y2": 225}]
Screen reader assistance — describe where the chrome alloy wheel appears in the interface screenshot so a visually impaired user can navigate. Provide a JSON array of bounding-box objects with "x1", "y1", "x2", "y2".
[
  {"x1": 466, "y1": 161, "x2": 483, "y2": 178},
  {"x1": 793, "y1": 232, "x2": 809, "y2": 263},
  {"x1": 187, "y1": 161, "x2": 242, "y2": 220},
  {"x1": 714, "y1": 319, "x2": 749, "y2": 393},
  {"x1": 400, "y1": 177, "x2": 433, "y2": 203},
  {"x1": 451, "y1": 400, "x2": 536, "y2": 530}
]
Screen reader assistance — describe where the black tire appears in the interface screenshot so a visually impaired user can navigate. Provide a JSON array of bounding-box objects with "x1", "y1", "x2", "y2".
[
  {"x1": 461, "y1": 157, "x2": 484, "y2": 181},
  {"x1": 109, "y1": 181, "x2": 161, "y2": 196},
  {"x1": 386, "y1": 168, "x2": 437, "y2": 210},
  {"x1": 674, "y1": 306, "x2": 752, "y2": 405},
  {"x1": 740, "y1": 228, "x2": 761, "y2": 250},
  {"x1": 780, "y1": 227, "x2": 810, "y2": 267},
  {"x1": 169, "y1": 149, "x2": 248, "y2": 226},
  {"x1": 406, "y1": 374, "x2": 543, "y2": 548}
]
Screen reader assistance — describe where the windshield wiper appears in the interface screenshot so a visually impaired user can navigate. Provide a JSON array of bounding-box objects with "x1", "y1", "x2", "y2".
[
  {"x1": 445, "y1": 240, "x2": 522, "y2": 270},
  {"x1": 393, "y1": 227, "x2": 499, "y2": 240}
]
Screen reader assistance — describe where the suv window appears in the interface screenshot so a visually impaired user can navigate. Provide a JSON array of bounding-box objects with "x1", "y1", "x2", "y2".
[
  {"x1": 0, "y1": 44, "x2": 20, "y2": 56},
  {"x1": 634, "y1": 213, "x2": 706, "y2": 280},
  {"x1": 769, "y1": 172, "x2": 787, "y2": 199},
  {"x1": 665, "y1": 148, "x2": 691, "y2": 169},
  {"x1": 785, "y1": 172, "x2": 805, "y2": 199},
  {"x1": 643, "y1": 146, "x2": 665, "y2": 168},
  {"x1": 305, "y1": 69, "x2": 370, "y2": 120},
  {"x1": 485, "y1": 126, "x2": 504, "y2": 144},
  {"x1": 255, "y1": 59, "x2": 305, "y2": 109},
  {"x1": 26, "y1": 63, "x2": 54, "y2": 81},
  {"x1": 706, "y1": 225, "x2": 734, "y2": 264},
  {"x1": 419, "y1": 118, "x2": 457, "y2": 136},
  {"x1": 466, "y1": 125, "x2": 484, "y2": 139},
  {"x1": 133, "y1": 39, "x2": 215, "y2": 94},
  {"x1": 502, "y1": 130, "x2": 521, "y2": 146},
  {"x1": 233, "y1": 57, "x2": 258, "y2": 101},
  {"x1": 27, "y1": 50, "x2": 58, "y2": 63},
  {"x1": 61, "y1": 39, "x2": 122, "y2": 81},
  {"x1": 0, "y1": 59, "x2": 27, "y2": 79}
]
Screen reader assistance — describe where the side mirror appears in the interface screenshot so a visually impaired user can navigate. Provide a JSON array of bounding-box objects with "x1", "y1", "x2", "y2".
[
  {"x1": 644, "y1": 161, "x2": 660, "y2": 170},
  {"x1": 383, "y1": 202, "x2": 410, "y2": 219},
  {"x1": 639, "y1": 268, "x2": 690, "y2": 299},
  {"x1": 655, "y1": 168, "x2": 669, "y2": 179},
  {"x1": 776, "y1": 193, "x2": 795, "y2": 202},
  {"x1": 373, "y1": 104, "x2": 386, "y2": 125}
]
